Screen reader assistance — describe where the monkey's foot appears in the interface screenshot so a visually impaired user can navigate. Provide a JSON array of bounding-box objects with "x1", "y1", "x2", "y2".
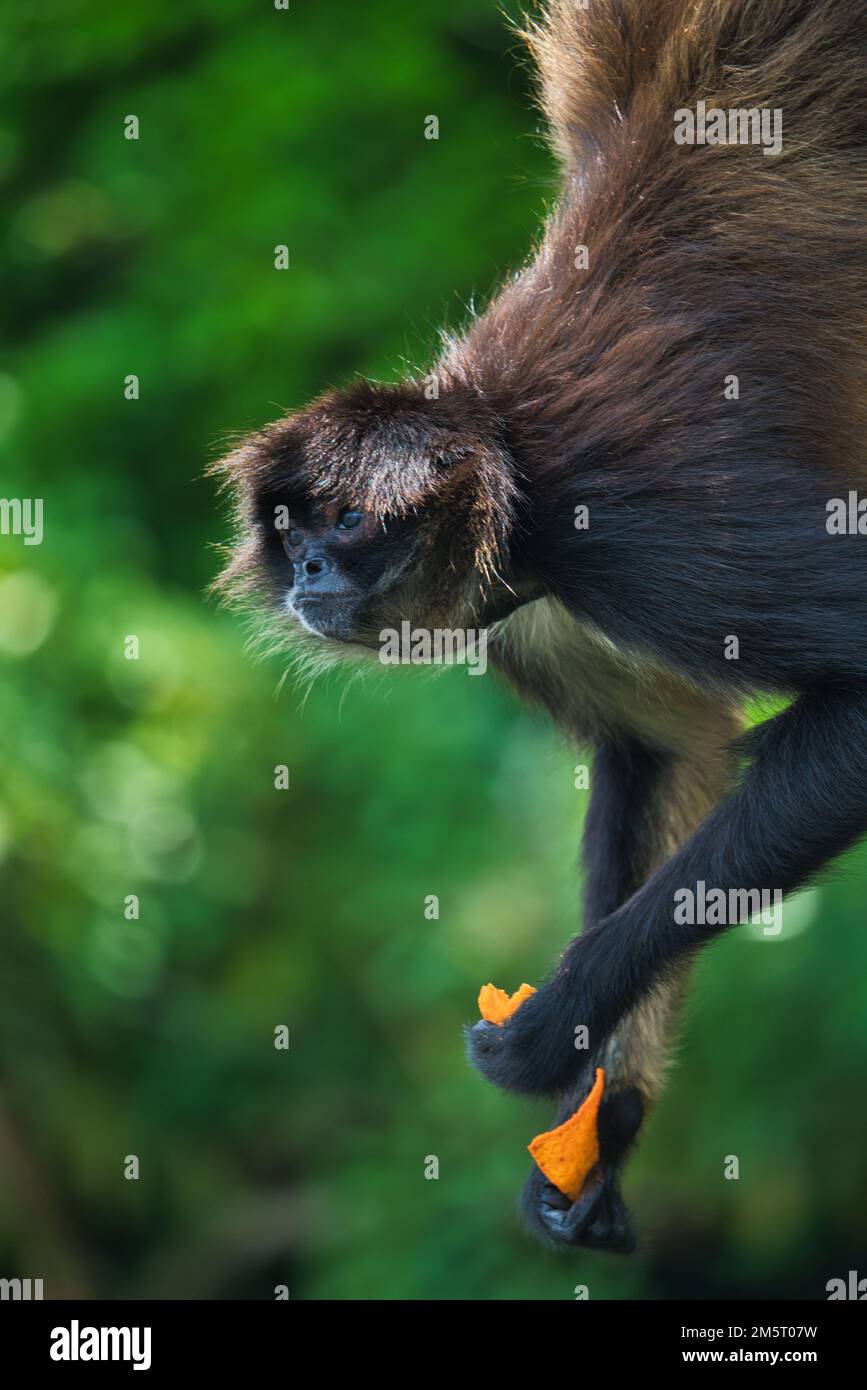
[
  {"x1": 523, "y1": 1084, "x2": 644, "y2": 1252},
  {"x1": 521, "y1": 1163, "x2": 636, "y2": 1252}
]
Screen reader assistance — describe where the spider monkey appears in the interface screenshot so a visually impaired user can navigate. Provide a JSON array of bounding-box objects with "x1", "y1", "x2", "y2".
[{"x1": 213, "y1": 0, "x2": 867, "y2": 1251}]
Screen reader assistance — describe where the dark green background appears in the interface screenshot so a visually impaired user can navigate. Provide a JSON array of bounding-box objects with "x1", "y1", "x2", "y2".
[{"x1": 1, "y1": 0, "x2": 865, "y2": 1300}]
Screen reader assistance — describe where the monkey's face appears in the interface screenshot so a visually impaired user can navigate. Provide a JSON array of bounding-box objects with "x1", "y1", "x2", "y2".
[
  {"x1": 213, "y1": 380, "x2": 524, "y2": 655},
  {"x1": 253, "y1": 491, "x2": 417, "y2": 645}
]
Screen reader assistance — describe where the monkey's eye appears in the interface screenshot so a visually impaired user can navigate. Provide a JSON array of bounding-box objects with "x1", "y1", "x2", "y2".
[
  {"x1": 281, "y1": 527, "x2": 303, "y2": 554},
  {"x1": 336, "y1": 510, "x2": 364, "y2": 531}
]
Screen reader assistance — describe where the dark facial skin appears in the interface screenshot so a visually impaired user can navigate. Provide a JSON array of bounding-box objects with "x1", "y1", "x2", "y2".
[
  {"x1": 279, "y1": 505, "x2": 376, "y2": 639},
  {"x1": 254, "y1": 491, "x2": 416, "y2": 644}
]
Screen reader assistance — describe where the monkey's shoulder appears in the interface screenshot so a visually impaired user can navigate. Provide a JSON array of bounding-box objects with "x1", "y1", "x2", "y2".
[{"x1": 490, "y1": 597, "x2": 740, "y2": 749}]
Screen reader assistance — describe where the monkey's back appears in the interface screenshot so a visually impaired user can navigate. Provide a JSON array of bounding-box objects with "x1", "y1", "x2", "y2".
[
  {"x1": 450, "y1": 0, "x2": 867, "y2": 698},
  {"x1": 524, "y1": 1, "x2": 865, "y2": 161},
  {"x1": 458, "y1": 0, "x2": 867, "y2": 436}
]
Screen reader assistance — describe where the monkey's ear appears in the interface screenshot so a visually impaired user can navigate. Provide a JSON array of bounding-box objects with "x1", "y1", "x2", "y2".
[
  {"x1": 424, "y1": 435, "x2": 519, "y2": 580},
  {"x1": 429, "y1": 444, "x2": 506, "y2": 482}
]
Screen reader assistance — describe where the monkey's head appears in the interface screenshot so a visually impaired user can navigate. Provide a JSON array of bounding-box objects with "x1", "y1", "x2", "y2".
[{"x1": 212, "y1": 379, "x2": 527, "y2": 656}]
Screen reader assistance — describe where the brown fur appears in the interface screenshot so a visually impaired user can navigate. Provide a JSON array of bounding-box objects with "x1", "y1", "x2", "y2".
[{"x1": 213, "y1": 0, "x2": 867, "y2": 1249}]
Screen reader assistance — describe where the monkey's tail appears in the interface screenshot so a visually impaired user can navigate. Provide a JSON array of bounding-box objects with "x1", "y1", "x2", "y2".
[{"x1": 519, "y1": 0, "x2": 867, "y2": 173}]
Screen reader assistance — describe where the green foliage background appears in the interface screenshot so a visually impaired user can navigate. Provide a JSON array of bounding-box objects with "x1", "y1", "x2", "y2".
[{"x1": 1, "y1": 0, "x2": 865, "y2": 1300}]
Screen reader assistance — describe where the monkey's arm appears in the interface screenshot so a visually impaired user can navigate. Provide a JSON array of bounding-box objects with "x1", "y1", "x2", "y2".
[{"x1": 470, "y1": 686, "x2": 861, "y2": 1098}]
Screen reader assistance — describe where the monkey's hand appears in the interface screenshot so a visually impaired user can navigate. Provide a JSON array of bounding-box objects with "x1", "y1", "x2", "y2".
[
  {"x1": 466, "y1": 978, "x2": 596, "y2": 1097},
  {"x1": 522, "y1": 1085, "x2": 644, "y2": 1253}
]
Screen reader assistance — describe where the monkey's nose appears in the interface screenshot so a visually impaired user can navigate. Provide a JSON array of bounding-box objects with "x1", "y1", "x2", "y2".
[{"x1": 295, "y1": 557, "x2": 330, "y2": 582}]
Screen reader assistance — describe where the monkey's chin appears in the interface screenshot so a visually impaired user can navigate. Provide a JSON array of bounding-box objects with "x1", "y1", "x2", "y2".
[{"x1": 285, "y1": 594, "x2": 363, "y2": 645}]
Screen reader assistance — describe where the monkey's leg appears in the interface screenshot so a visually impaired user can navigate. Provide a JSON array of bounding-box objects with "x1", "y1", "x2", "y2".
[
  {"x1": 519, "y1": 732, "x2": 736, "y2": 1249},
  {"x1": 521, "y1": 979, "x2": 686, "y2": 1251},
  {"x1": 472, "y1": 684, "x2": 867, "y2": 1100}
]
